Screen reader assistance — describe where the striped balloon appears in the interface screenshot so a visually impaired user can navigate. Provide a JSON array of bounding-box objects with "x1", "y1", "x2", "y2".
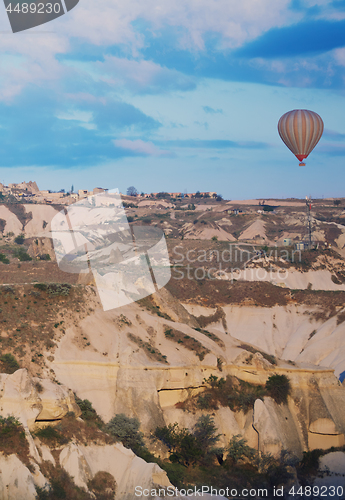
[{"x1": 278, "y1": 109, "x2": 324, "y2": 166}]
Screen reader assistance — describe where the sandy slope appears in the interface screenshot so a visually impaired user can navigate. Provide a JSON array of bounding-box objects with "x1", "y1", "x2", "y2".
[
  {"x1": 0, "y1": 205, "x2": 23, "y2": 235},
  {"x1": 184, "y1": 225, "x2": 235, "y2": 241},
  {"x1": 239, "y1": 219, "x2": 267, "y2": 240},
  {"x1": 183, "y1": 301, "x2": 345, "y2": 377},
  {"x1": 24, "y1": 204, "x2": 59, "y2": 237}
]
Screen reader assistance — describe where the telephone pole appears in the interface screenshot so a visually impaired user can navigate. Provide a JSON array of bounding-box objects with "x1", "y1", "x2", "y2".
[{"x1": 305, "y1": 196, "x2": 312, "y2": 249}]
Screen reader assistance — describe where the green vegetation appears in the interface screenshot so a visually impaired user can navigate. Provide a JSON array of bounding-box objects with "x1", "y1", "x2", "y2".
[
  {"x1": 137, "y1": 296, "x2": 171, "y2": 320},
  {"x1": 75, "y1": 397, "x2": 104, "y2": 428},
  {"x1": 155, "y1": 420, "x2": 297, "y2": 493},
  {"x1": 0, "y1": 415, "x2": 23, "y2": 439},
  {"x1": 127, "y1": 332, "x2": 168, "y2": 364},
  {"x1": 33, "y1": 283, "x2": 72, "y2": 296},
  {"x1": 105, "y1": 413, "x2": 153, "y2": 461},
  {"x1": 0, "y1": 415, "x2": 29, "y2": 462},
  {"x1": 35, "y1": 467, "x2": 95, "y2": 500},
  {"x1": 265, "y1": 374, "x2": 291, "y2": 404},
  {"x1": 164, "y1": 326, "x2": 210, "y2": 361},
  {"x1": 0, "y1": 252, "x2": 10, "y2": 264},
  {"x1": 106, "y1": 414, "x2": 144, "y2": 451},
  {"x1": 179, "y1": 374, "x2": 291, "y2": 413},
  {"x1": 35, "y1": 425, "x2": 68, "y2": 445},
  {"x1": 13, "y1": 247, "x2": 32, "y2": 261},
  {"x1": 240, "y1": 343, "x2": 277, "y2": 365},
  {"x1": 227, "y1": 434, "x2": 257, "y2": 464},
  {"x1": 39, "y1": 253, "x2": 51, "y2": 261},
  {"x1": 87, "y1": 471, "x2": 116, "y2": 500},
  {"x1": 155, "y1": 415, "x2": 221, "y2": 467},
  {"x1": 0, "y1": 353, "x2": 20, "y2": 373},
  {"x1": 14, "y1": 234, "x2": 25, "y2": 245}
]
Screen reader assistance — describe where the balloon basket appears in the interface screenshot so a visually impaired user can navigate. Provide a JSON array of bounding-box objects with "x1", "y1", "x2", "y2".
[{"x1": 299, "y1": 162, "x2": 306, "y2": 167}]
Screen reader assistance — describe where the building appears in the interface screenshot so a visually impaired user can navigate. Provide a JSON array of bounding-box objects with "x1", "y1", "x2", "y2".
[{"x1": 93, "y1": 187, "x2": 108, "y2": 195}]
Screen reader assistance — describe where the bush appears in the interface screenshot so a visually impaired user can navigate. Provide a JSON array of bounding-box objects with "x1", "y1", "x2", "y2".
[
  {"x1": 106, "y1": 414, "x2": 145, "y2": 453},
  {"x1": 76, "y1": 398, "x2": 98, "y2": 421},
  {"x1": 265, "y1": 374, "x2": 290, "y2": 404},
  {"x1": 13, "y1": 247, "x2": 32, "y2": 261},
  {"x1": 88, "y1": 471, "x2": 116, "y2": 500},
  {"x1": 0, "y1": 415, "x2": 22, "y2": 438},
  {"x1": 227, "y1": 435, "x2": 257, "y2": 465},
  {"x1": 155, "y1": 416, "x2": 222, "y2": 467},
  {"x1": 0, "y1": 353, "x2": 20, "y2": 373},
  {"x1": 0, "y1": 253, "x2": 9, "y2": 264},
  {"x1": 39, "y1": 254, "x2": 51, "y2": 261},
  {"x1": 14, "y1": 234, "x2": 25, "y2": 245},
  {"x1": 35, "y1": 425, "x2": 67, "y2": 445},
  {"x1": 33, "y1": 283, "x2": 71, "y2": 296}
]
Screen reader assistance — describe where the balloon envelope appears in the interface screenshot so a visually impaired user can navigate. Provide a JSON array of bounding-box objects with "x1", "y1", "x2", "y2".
[{"x1": 278, "y1": 109, "x2": 324, "y2": 166}]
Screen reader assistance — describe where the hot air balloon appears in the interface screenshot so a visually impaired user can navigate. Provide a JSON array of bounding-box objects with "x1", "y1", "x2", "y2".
[{"x1": 278, "y1": 109, "x2": 324, "y2": 166}]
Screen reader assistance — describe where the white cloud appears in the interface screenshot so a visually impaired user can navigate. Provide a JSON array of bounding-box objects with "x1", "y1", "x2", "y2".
[
  {"x1": 334, "y1": 48, "x2": 345, "y2": 67},
  {"x1": 114, "y1": 138, "x2": 171, "y2": 156},
  {"x1": 60, "y1": 0, "x2": 296, "y2": 50}
]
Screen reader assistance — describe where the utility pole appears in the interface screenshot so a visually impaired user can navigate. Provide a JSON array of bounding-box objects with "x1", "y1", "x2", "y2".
[{"x1": 306, "y1": 196, "x2": 312, "y2": 249}]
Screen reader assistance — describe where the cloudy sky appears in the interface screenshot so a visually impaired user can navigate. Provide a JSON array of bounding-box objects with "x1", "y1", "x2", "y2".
[{"x1": 0, "y1": 0, "x2": 344, "y2": 199}]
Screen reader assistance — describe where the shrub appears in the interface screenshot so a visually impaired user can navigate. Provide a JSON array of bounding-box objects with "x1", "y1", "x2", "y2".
[
  {"x1": 14, "y1": 234, "x2": 25, "y2": 245},
  {"x1": 34, "y1": 283, "x2": 48, "y2": 291},
  {"x1": 88, "y1": 471, "x2": 116, "y2": 500},
  {"x1": 0, "y1": 415, "x2": 22, "y2": 438},
  {"x1": 227, "y1": 435, "x2": 257, "y2": 465},
  {"x1": 106, "y1": 414, "x2": 145, "y2": 453},
  {"x1": 0, "y1": 353, "x2": 20, "y2": 373},
  {"x1": 265, "y1": 374, "x2": 290, "y2": 404},
  {"x1": 35, "y1": 425, "x2": 67, "y2": 445},
  {"x1": 155, "y1": 416, "x2": 222, "y2": 467},
  {"x1": 297, "y1": 449, "x2": 324, "y2": 476},
  {"x1": 75, "y1": 398, "x2": 99, "y2": 422},
  {"x1": 33, "y1": 283, "x2": 71, "y2": 296},
  {"x1": 0, "y1": 253, "x2": 9, "y2": 264},
  {"x1": 39, "y1": 254, "x2": 51, "y2": 261},
  {"x1": 13, "y1": 247, "x2": 32, "y2": 261},
  {"x1": 0, "y1": 415, "x2": 28, "y2": 459}
]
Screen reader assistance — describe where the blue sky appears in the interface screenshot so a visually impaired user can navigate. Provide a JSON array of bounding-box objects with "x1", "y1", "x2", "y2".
[{"x1": 0, "y1": 0, "x2": 344, "y2": 199}]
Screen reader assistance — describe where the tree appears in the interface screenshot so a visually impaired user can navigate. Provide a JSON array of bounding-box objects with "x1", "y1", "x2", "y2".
[
  {"x1": 265, "y1": 374, "x2": 290, "y2": 404},
  {"x1": 106, "y1": 414, "x2": 144, "y2": 453},
  {"x1": 193, "y1": 415, "x2": 221, "y2": 451},
  {"x1": 71, "y1": 185, "x2": 74, "y2": 193},
  {"x1": 227, "y1": 435, "x2": 257, "y2": 465},
  {"x1": 155, "y1": 416, "x2": 222, "y2": 467},
  {"x1": 127, "y1": 186, "x2": 138, "y2": 197}
]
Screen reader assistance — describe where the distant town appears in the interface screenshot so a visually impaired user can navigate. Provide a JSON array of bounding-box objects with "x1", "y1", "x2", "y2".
[{"x1": 0, "y1": 181, "x2": 220, "y2": 204}]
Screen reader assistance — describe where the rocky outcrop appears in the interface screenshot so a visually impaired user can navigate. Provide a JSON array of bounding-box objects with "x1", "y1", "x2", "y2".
[
  {"x1": 0, "y1": 454, "x2": 37, "y2": 500},
  {"x1": 0, "y1": 369, "x2": 80, "y2": 430},
  {"x1": 151, "y1": 287, "x2": 199, "y2": 328},
  {"x1": 253, "y1": 398, "x2": 303, "y2": 457},
  {"x1": 0, "y1": 442, "x2": 174, "y2": 500}
]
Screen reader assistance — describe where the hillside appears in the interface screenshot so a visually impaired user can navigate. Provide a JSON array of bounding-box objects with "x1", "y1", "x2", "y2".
[{"x1": 1, "y1": 196, "x2": 345, "y2": 498}]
